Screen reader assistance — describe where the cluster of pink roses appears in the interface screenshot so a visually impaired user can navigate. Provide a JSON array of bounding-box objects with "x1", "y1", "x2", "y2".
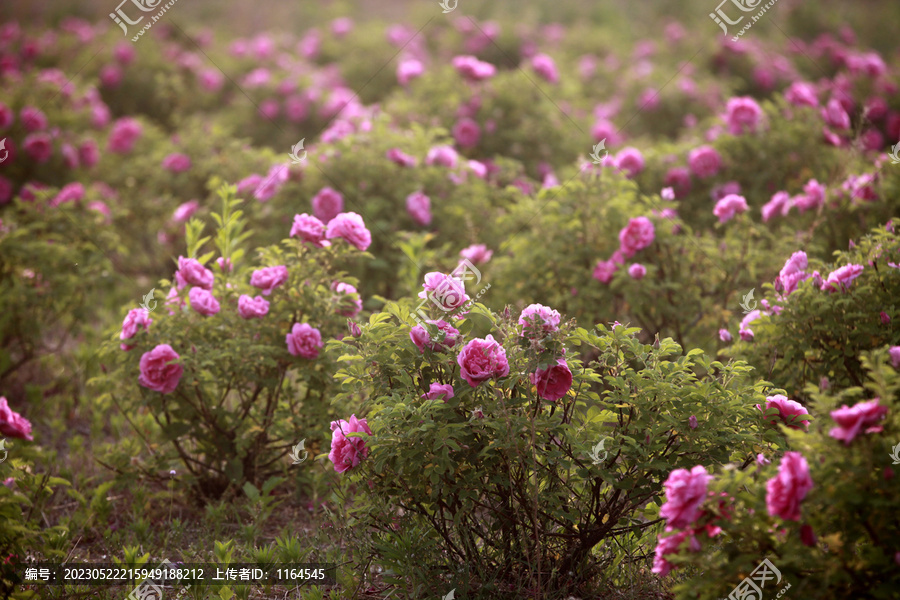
[
  {"x1": 289, "y1": 209, "x2": 371, "y2": 252},
  {"x1": 593, "y1": 217, "x2": 655, "y2": 285}
]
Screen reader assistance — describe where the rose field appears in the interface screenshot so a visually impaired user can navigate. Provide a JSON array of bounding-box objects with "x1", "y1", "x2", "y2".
[{"x1": 2, "y1": 0, "x2": 900, "y2": 598}]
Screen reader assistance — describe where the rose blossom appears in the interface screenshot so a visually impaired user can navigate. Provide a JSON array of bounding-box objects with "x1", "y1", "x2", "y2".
[
  {"x1": 188, "y1": 287, "x2": 220, "y2": 316},
  {"x1": 518, "y1": 303, "x2": 561, "y2": 336},
  {"x1": 328, "y1": 414, "x2": 372, "y2": 473},
  {"x1": 290, "y1": 213, "x2": 329, "y2": 247},
  {"x1": 890, "y1": 346, "x2": 900, "y2": 368},
  {"x1": 386, "y1": 148, "x2": 417, "y2": 167},
  {"x1": 822, "y1": 97, "x2": 851, "y2": 130},
  {"x1": 120, "y1": 308, "x2": 152, "y2": 351},
  {"x1": 530, "y1": 359, "x2": 573, "y2": 401},
  {"x1": 250, "y1": 265, "x2": 289, "y2": 296},
  {"x1": 531, "y1": 53, "x2": 559, "y2": 83},
  {"x1": 628, "y1": 263, "x2": 646, "y2": 279},
  {"x1": 725, "y1": 96, "x2": 763, "y2": 135},
  {"x1": 396, "y1": 58, "x2": 424, "y2": 86},
  {"x1": 614, "y1": 147, "x2": 645, "y2": 178},
  {"x1": 784, "y1": 81, "x2": 819, "y2": 107},
  {"x1": 107, "y1": 117, "x2": 142, "y2": 153},
  {"x1": 421, "y1": 382, "x2": 455, "y2": 402},
  {"x1": 618, "y1": 216, "x2": 655, "y2": 257},
  {"x1": 176, "y1": 257, "x2": 214, "y2": 290},
  {"x1": 418, "y1": 272, "x2": 469, "y2": 311},
  {"x1": 659, "y1": 465, "x2": 713, "y2": 529},
  {"x1": 688, "y1": 415, "x2": 698, "y2": 429},
  {"x1": 820, "y1": 264, "x2": 863, "y2": 292},
  {"x1": 161, "y1": 153, "x2": 192, "y2": 173},
  {"x1": 713, "y1": 194, "x2": 748, "y2": 223},
  {"x1": 756, "y1": 394, "x2": 811, "y2": 430},
  {"x1": 451, "y1": 55, "x2": 496, "y2": 81},
  {"x1": 23, "y1": 133, "x2": 52, "y2": 163},
  {"x1": 0, "y1": 397, "x2": 34, "y2": 441},
  {"x1": 687, "y1": 145, "x2": 722, "y2": 179},
  {"x1": 325, "y1": 212, "x2": 372, "y2": 251},
  {"x1": 652, "y1": 530, "x2": 700, "y2": 577},
  {"x1": 78, "y1": 139, "x2": 99, "y2": 168},
  {"x1": 719, "y1": 328, "x2": 732, "y2": 342},
  {"x1": 457, "y1": 335, "x2": 510, "y2": 387},
  {"x1": 311, "y1": 187, "x2": 344, "y2": 223},
  {"x1": 761, "y1": 191, "x2": 792, "y2": 223},
  {"x1": 460, "y1": 244, "x2": 492, "y2": 264},
  {"x1": 20, "y1": 106, "x2": 47, "y2": 131},
  {"x1": 405, "y1": 191, "x2": 432, "y2": 226},
  {"x1": 285, "y1": 323, "x2": 323, "y2": 359},
  {"x1": 410, "y1": 319, "x2": 460, "y2": 353},
  {"x1": 425, "y1": 145, "x2": 459, "y2": 168},
  {"x1": 664, "y1": 167, "x2": 692, "y2": 198},
  {"x1": 50, "y1": 182, "x2": 85, "y2": 207},
  {"x1": 172, "y1": 200, "x2": 200, "y2": 223},
  {"x1": 138, "y1": 344, "x2": 183, "y2": 394},
  {"x1": 452, "y1": 118, "x2": 481, "y2": 148},
  {"x1": 829, "y1": 398, "x2": 889, "y2": 445},
  {"x1": 238, "y1": 294, "x2": 269, "y2": 319},
  {"x1": 593, "y1": 259, "x2": 618, "y2": 284},
  {"x1": 765, "y1": 451, "x2": 813, "y2": 521}
]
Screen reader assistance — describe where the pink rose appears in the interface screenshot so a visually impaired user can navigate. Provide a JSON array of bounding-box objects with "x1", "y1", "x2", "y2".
[
  {"x1": 410, "y1": 319, "x2": 460, "y2": 353},
  {"x1": 0, "y1": 102, "x2": 14, "y2": 129},
  {"x1": 250, "y1": 265, "x2": 289, "y2": 296},
  {"x1": 652, "y1": 530, "x2": 700, "y2": 577},
  {"x1": 418, "y1": 272, "x2": 469, "y2": 312},
  {"x1": 23, "y1": 133, "x2": 53, "y2": 163},
  {"x1": 451, "y1": 55, "x2": 496, "y2": 81},
  {"x1": 328, "y1": 414, "x2": 372, "y2": 473},
  {"x1": 237, "y1": 294, "x2": 269, "y2": 319},
  {"x1": 50, "y1": 182, "x2": 85, "y2": 207},
  {"x1": 425, "y1": 145, "x2": 459, "y2": 168},
  {"x1": 0, "y1": 397, "x2": 34, "y2": 441},
  {"x1": 531, "y1": 53, "x2": 559, "y2": 84},
  {"x1": 176, "y1": 256, "x2": 214, "y2": 290},
  {"x1": 290, "y1": 213, "x2": 329, "y2": 248},
  {"x1": 820, "y1": 264, "x2": 864, "y2": 292},
  {"x1": 20, "y1": 106, "x2": 47, "y2": 131},
  {"x1": 460, "y1": 244, "x2": 492, "y2": 264},
  {"x1": 688, "y1": 415, "x2": 698, "y2": 429},
  {"x1": 761, "y1": 191, "x2": 792, "y2": 223},
  {"x1": 725, "y1": 96, "x2": 763, "y2": 135},
  {"x1": 593, "y1": 259, "x2": 618, "y2": 284},
  {"x1": 405, "y1": 191, "x2": 432, "y2": 226},
  {"x1": 687, "y1": 145, "x2": 721, "y2": 179},
  {"x1": 138, "y1": 344, "x2": 183, "y2": 394},
  {"x1": 107, "y1": 117, "x2": 142, "y2": 153},
  {"x1": 784, "y1": 81, "x2": 819, "y2": 107},
  {"x1": 120, "y1": 308, "x2": 152, "y2": 351},
  {"x1": 614, "y1": 147, "x2": 645, "y2": 178},
  {"x1": 161, "y1": 152, "x2": 192, "y2": 173},
  {"x1": 756, "y1": 394, "x2": 811, "y2": 430},
  {"x1": 719, "y1": 329, "x2": 732, "y2": 343},
  {"x1": 396, "y1": 58, "x2": 424, "y2": 86},
  {"x1": 78, "y1": 139, "x2": 99, "y2": 169},
  {"x1": 518, "y1": 304, "x2": 561, "y2": 336},
  {"x1": 216, "y1": 257, "x2": 233, "y2": 272},
  {"x1": 618, "y1": 216, "x2": 655, "y2": 257},
  {"x1": 889, "y1": 346, "x2": 900, "y2": 368},
  {"x1": 325, "y1": 212, "x2": 372, "y2": 251},
  {"x1": 822, "y1": 98, "x2": 850, "y2": 130},
  {"x1": 530, "y1": 359, "x2": 573, "y2": 401},
  {"x1": 172, "y1": 200, "x2": 200, "y2": 223},
  {"x1": 712, "y1": 194, "x2": 748, "y2": 223},
  {"x1": 765, "y1": 451, "x2": 813, "y2": 521},
  {"x1": 188, "y1": 287, "x2": 220, "y2": 316},
  {"x1": 286, "y1": 323, "x2": 323, "y2": 359},
  {"x1": 628, "y1": 263, "x2": 647, "y2": 279},
  {"x1": 711, "y1": 180, "x2": 741, "y2": 202},
  {"x1": 829, "y1": 398, "x2": 889, "y2": 445},
  {"x1": 386, "y1": 148, "x2": 417, "y2": 167},
  {"x1": 332, "y1": 282, "x2": 362, "y2": 317},
  {"x1": 457, "y1": 335, "x2": 510, "y2": 387},
  {"x1": 312, "y1": 187, "x2": 344, "y2": 223},
  {"x1": 452, "y1": 118, "x2": 481, "y2": 148},
  {"x1": 421, "y1": 383, "x2": 455, "y2": 402},
  {"x1": 659, "y1": 465, "x2": 713, "y2": 529}
]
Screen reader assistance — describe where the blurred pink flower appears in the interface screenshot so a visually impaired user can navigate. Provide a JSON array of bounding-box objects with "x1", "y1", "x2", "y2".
[
  {"x1": 396, "y1": 58, "x2": 424, "y2": 86},
  {"x1": 453, "y1": 118, "x2": 481, "y2": 148},
  {"x1": 593, "y1": 259, "x2": 618, "y2": 284},
  {"x1": 238, "y1": 294, "x2": 269, "y2": 319},
  {"x1": 460, "y1": 244, "x2": 492, "y2": 264},
  {"x1": 619, "y1": 216, "x2": 655, "y2": 257},
  {"x1": 756, "y1": 394, "x2": 810, "y2": 430},
  {"x1": 425, "y1": 145, "x2": 459, "y2": 168},
  {"x1": 405, "y1": 191, "x2": 432, "y2": 226},
  {"x1": 0, "y1": 396, "x2": 34, "y2": 441},
  {"x1": 724, "y1": 96, "x2": 763, "y2": 135},
  {"x1": 23, "y1": 133, "x2": 53, "y2": 163},
  {"x1": 713, "y1": 194, "x2": 748, "y2": 223},
  {"x1": 312, "y1": 187, "x2": 344, "y2": 223},
  {"x1": 628, "y1": 263, "x2": 646, "y2": 279},
  {"x1": 290, "y1": 213, "x2": 329, "y2": 247},
  {"x1": 250, "y1": 265, "x2": 289, "y2": 296},
  {"x1": 766, "y1": 452, "x2": 813, "y2": 521},
  {"x1": 107, "y1": 117, "x2": 142, "y2": 154},
  {"x1": 687, "y1": 145, "x2": 721, "y2": 179},
  {"x1": 410, "y1": 319, "x2": 460, "y2": 353},
  {"x1": 326, "y1": 212, "x2": 372, "y2": 251},
  {"x1": 531, "y1": 53, "x2": 559, "y2": 83},
  {"x1": 829, "y1": 398, "x2": 888, "y2": 445},
  {"x1": 822, "y1": 98, "x2": 851, "y2": 130},
  {"x1": 328, "y1": 414, "x2": 372, "y2": 473},
  {"x1": 20, "y1": 106, "x2": 47, "y2": 132},
  {"x1": 761, "y1": 191, "x2": 792, "y2": 223},
  {"x1": 421, "y1": 382, "x2": 455, "y2": 402},
  {"x1": 660, "y1": 465, "x2": 712, "y2": 529},
  {"x1": 176, "y1": 256, "x2": 214, "y2": 290},
  {"x1": 452, "y1": 55, "x2": 496, "y2": 81},
  {"x1": 162, "y1": 153, "x2": 192, "y2": 173},
  {"x1": 820, "y1": 264, "x2": 863, "y2": 292},
  {"x1": 614, "y1": 147, "x2": 645, "y2": 178},
  {"x1": 172, "y1": 200, "x2": 199, "y2": 223},
  {"x1": 386, "y1": 148, "x2": 417, "y2": 167},
  {"x1": 188, "y1": 287, "x2": 220, "y2": 316}
]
